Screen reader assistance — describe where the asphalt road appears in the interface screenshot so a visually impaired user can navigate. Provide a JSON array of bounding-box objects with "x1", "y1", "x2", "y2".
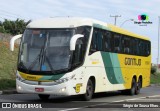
[{"x1": 0, "y1": 85, "x2": 160, "y2": 111}]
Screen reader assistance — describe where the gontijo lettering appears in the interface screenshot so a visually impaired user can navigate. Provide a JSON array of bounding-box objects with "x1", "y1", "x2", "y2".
[{"x1": 125, "y1": 58, "x2": 141, "y2": 66}]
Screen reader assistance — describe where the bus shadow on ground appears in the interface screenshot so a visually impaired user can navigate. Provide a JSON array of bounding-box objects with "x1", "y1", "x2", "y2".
[{"x1": 29, "y1": 91, "x2": 127, "y2": 103}]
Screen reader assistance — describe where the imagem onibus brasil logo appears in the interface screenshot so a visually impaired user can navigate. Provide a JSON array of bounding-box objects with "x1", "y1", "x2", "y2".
[
  {"x1": 138, "y1": 14, "x2": 149, "y2": 21},
  {"x1": 134, "y1": 14, "x2": 152, "y2": 26}
]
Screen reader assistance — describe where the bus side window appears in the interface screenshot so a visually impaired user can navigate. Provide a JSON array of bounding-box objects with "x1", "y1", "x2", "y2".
[
  {"x1": 90, "y1": 29, "x2": 97, "y2": 54},
  {"x1": 90, "y1": 28, "x2": 104, "y2": 54},
  {"x1": 73, "y1": 26, "x2": 91, "y2": 65},
  {"x1": 130, "y1": 38, "x2": 136, "y2": 55},
  {"x1": 104, "y1": 31, "x2": 111, "y2": 52},
  {"x1": 147, "y1": 42, "x2": 151, "y2": 56},
  {"x1": 138, "y1": 40, "x2": 144, "y2": 56},
  {"x1": 142, "y1": 41, "x2": 146, "y2": 56},
  {"x1": 132, "y1": 39, "x2": 139, "y2": 55},
  {"x1": 97, "y1": 30, "x2": 103, "y2": 51},
  {"x1": 114, "y1": 34, "x2": 121, "y2": 53},
  {"x1": 73, "y1": 38, "x2": 84, "y2": 64},
  {"x1": 143, "y1": 40, "x2": 150, "y2": 56},
  {"x1": 123, "y1": 37, "x2": 130, "y2": 54}
]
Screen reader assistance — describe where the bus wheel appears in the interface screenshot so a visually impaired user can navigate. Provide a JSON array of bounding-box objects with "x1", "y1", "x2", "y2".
[
  {"x1": 82, "y1": 79, "x2": 94, "y2": 101},
  {"x1": 135, "y1": 79, "x2": 142, "y2": 95},
  {"x1": 38, "y1": 94, "x2": 50, "y2": 100},
  {"x1": 128, "y1": 78, "x2": 136, "y2": 95}
]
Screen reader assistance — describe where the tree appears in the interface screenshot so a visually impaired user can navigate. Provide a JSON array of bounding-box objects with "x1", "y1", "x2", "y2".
[{"x1": 0, "y1": 19, "x2": 31, "y2": 35}]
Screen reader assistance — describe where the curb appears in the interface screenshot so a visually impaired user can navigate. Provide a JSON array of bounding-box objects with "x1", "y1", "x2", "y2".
[
  {"x1": 0, "y1": 89, "x2": 18, "y2": 95},
  {"x1": 150, "y1": 84, "x2": 160, "y2": 87}
]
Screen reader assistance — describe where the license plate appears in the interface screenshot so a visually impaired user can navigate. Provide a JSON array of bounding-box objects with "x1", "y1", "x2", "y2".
[{"x1": 35, "y1": 88, "x2": 44, "y2": 92}]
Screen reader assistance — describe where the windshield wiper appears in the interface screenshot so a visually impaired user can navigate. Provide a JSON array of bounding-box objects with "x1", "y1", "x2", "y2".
[
  {"x1": 20, "y1": 47, "x2": 55, "y2": 74},
  {"x1": 39, "y1": 32, "x2": 55, "y2": 74},
  {"x1": 45, "y1": 56, "x2": 55, "y2": 74},
  {"x1": 27, "y1": 47, "x2": 44, "y2": 71}
]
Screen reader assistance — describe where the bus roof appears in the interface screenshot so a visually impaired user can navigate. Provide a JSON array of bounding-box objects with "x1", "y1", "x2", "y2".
[
  {"x1": 107, "y1": 24, "x2": 150, "y2": 40},
  {"x1": 27, "y1": 17, "x2": 149, "y2": 41}
]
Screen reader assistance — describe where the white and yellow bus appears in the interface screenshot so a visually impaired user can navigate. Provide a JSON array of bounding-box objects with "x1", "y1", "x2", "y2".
[{"x1": 10, "y1": 17, "x2": 151, "y2": 101}]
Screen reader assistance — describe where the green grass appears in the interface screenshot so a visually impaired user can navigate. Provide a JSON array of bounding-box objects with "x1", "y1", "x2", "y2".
[
  {"x1": 0, "y1": 79, "x2": 16, "y2": 90},
  {"x1": 0, "y1": 40, "x2": 18, "y2": 90},
  {"x1": 150, "y1": 73, "x2": 160, "y2": 84}
]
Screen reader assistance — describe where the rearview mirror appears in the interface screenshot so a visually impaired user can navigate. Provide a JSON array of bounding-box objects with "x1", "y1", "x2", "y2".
[
  {"x1": 10, "y1": 34, "x2": 22, "y2": 51},
  {"x1": 70, "y1": 34, "x2": 84, "y2": 51}
]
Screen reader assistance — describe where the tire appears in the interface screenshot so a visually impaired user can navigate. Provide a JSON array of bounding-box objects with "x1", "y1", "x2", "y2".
[
  {"x1": 128, "y1": 78, "x2": 136, "y2": 95},
  {"x1": 121, "y1": 90, "x2": 128, "y2": 95},
  {"x1": 135, "y1": 79, "x2": 142, "y2": 95},
  {"x1": 82, "y1": 79, "x2": 94, "y2": 101},
  {"x1": 38, "y1": 94, "x2": 50, "y2": 100}
]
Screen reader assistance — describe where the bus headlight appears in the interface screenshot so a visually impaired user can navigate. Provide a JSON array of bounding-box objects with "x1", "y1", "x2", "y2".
[
  {"x1": 59, "y1": 87, "x2": 66, "y2": 92},
  {"x1": 55, "y1": 74, "x2": 75, "y2": 84},
  {"x1": 17, "y1": 85, "x2": 22, "y2": 90}
]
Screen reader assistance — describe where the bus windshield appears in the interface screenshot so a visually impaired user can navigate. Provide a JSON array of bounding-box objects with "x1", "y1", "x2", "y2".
[{"x1": 18, "y1": 29, "x2": 74, "y2": 74}]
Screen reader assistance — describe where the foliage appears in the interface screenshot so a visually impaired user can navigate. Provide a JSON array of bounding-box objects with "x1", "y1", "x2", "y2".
[
  {"x1": 150, "y1": 73, "x2": 160, "y2": 84},
  {"x1": 0, "y1": 40, "x2": 18, "y2": 89},
  {"x1": 0, "y1": 19, "x2": 31, "y2": 35},
  {"x1": 0, "y1": 41, "x2": 18, "y2": 79},
  {"x1": 151, "y1": 66, "x2": 157, "y2": 74},
  {"x1": 0, "y1": 79, "x2": 16, "y2": 90}
]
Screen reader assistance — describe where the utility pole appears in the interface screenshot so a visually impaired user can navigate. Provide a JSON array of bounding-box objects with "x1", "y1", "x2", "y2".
[
  {"x1": 157, "y1": 16, "x2": 160, "y2": 70},
  {"x1": 110, "y1": 15, "x2": 121, "y2": 26}
]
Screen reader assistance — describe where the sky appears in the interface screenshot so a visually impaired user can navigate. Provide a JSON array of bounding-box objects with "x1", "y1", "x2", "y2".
[{"x1": 0, "y1": 0, "x2": 159, "y2": 63}]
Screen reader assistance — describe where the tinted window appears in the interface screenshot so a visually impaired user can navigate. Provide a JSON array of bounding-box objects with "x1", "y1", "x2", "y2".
[
  {"x1": 104, "y1": 31, "x2": 112, "y2": 52},
  {"x1": 113, "y1": 34, "x2": 121, "y2": 53},
  {"x1": 90, "y1": 28, "x2": 103, "y2": 53},
  {"x1": 72, "y1": 26, "x2": 91, "y2": 66},
  {"x1": 122, "y1": 37, "x2": 130, "y2": 54},
  {"x1": 89, "y1": 28, "x2": 151, "y2": 57}
]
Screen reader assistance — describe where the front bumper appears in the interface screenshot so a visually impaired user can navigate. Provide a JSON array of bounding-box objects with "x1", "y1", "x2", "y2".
[{"x1": 16, "y1": 79, "x2": 80, "y2": 96}]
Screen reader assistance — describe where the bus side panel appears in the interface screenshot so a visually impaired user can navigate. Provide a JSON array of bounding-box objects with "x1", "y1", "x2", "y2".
[
  {"x1": 84, "y1": 52, "x2": 114, "y2": 92},
  {"x1": 84, "y1": 52, "x2": 126, "y2": 93},
  {"x1": 118, "y1": 54, "x2": 151, "y2": 89}
]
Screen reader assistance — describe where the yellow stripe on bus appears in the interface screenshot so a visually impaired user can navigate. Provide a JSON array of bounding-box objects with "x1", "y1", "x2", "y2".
[{"x1": 19, "y1": 71, "x2": 44, "y2": 81}]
